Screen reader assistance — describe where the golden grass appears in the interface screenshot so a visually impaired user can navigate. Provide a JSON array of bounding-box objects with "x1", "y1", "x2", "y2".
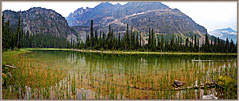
[{"x1": 23, "y1": 48, "x2": 237, "y2": 55}]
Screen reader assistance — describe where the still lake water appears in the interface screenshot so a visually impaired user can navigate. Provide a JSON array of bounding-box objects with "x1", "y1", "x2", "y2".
[{"x1": 11, "y1": 50, "x2": 237, "y2": 99}]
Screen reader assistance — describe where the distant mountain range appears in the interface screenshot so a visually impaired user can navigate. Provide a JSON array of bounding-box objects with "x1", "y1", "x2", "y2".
[
  {"x1": 67, "y1": 2, "x2": 207, "y2": 34},
  {"x1": 3, "y1": 2, "x2": 222, "y2": 45},
  {"x1": 66, "y1": 2, "x2": 213, "y2": 44},
  {"x1": 209, "y1": 28, "x2": 237, "y2": 43}
]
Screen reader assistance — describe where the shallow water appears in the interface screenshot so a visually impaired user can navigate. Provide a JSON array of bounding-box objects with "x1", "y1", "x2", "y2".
[{"x1": 4, "y1": 50, "x2": 237, "y2": 99}]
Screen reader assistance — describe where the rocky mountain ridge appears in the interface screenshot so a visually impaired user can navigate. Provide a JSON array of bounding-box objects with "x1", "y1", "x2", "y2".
[
  {"x1": 209, "y1": 27, "x2": 237, "y2": 43},
  {"x1": 67, "y1": 2, "x2": 207, "y2": 35},
  {"x1": 67, "y1": 2, "x2": 209, "y2": 44},
  {"x1": 3, "y1": 7, "x2": 78, "y2": 42}
]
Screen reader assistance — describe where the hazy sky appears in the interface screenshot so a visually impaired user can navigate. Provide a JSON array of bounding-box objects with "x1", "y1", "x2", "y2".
[{"x1": 2, "y1": 1, "x2": 237, "y2": 32}]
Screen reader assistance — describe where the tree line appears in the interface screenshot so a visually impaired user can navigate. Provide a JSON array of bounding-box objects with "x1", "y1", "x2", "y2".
[
  {"x1": 2, "y1": 15, "x2": 237, "y2": 53},
  {"x1": 76, "y1": 20, "x2": 237, "y2": 53},
  {"x1": 2, "y1": 15, "x2": 71, "y2": 51}
]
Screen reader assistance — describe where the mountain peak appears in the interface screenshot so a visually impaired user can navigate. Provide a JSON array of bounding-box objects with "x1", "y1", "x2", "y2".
[
  {"x1": 224, "y1": 27, "x2": 235, "y2": 32},
  {"x1": 209, "y1": 27, "x2": 237, "y2": 43},
  {"x1": 66, "y1": 1, "x2": 207, "y2": 38},
  {"x1": 96, "y1": 2, "x2": 113, "y2": 8},
  {"x1": 125, "y1": 2, "x2": 169, "y2": 9},
  {"x1": 114, "y1": 3, "x2": 121, "y2": 6},
  {"x1": 3, "y1": 7, "x2": 77, "y2": 39},
  {"x1": 28, "y1": 7, "x2": 47, "y2": 11}
]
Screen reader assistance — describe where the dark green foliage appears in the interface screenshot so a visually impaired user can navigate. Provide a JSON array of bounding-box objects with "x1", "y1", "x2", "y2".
[
  {"x1": 225, "y1": 38, "x2": 229, "y2": 53},
  {"x1": 2, "y1": 18, "x2": 236, "y2": 53},
  {"x1": 160, "y1": 34, "x2": 164, "y2": 52},
  {"x1": 79, "y1": 21, "x2": 236, "y2": 53},
  {"x1": 124, "y1": 24, "x2": 130, "y2": 50},
  {"x1": 22, "y1": 33, "x2": 69, "y2": 48},
  {"x1": 118, "y1": 33, "x2": 121, "y2": 50},
  {"x1": 90, "y1": 20, "x2": 94, "y2": 47},
  {"x1": 140, "y1": 32, "x2": 142, "y2": 48},
  {"x1": 16, "y1": 15, "x2": 22, "y2": 49},
  {"x1": 2, "y1": 15, "x2": 71, "y2": 50}
]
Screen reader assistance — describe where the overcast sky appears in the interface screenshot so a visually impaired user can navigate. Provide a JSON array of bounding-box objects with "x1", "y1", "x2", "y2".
[{"x1": 2, "y1": 1, "x2": 237, "y2": 32}]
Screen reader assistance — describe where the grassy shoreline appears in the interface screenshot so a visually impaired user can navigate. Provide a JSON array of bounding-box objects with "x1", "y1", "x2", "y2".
[
  {"x1": 21, "y1": 48, "x2": 237, "y2": 55},
  {"x1": 2, "y1": 48, "x2": 237, "y2": 99}
]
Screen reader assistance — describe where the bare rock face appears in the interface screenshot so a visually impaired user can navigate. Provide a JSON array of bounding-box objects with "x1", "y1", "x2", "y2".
[
  {"x1": 3, "y1": 7, "x2": 77, "y2": 41},
  {"x1": 66, "y1": 2, "x2": 207, "y2": 36}
]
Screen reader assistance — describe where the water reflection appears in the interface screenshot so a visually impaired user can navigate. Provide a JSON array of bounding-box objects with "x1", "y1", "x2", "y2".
[{"x1": 22, "y1": 50, "x2": 237, "y2": 99}]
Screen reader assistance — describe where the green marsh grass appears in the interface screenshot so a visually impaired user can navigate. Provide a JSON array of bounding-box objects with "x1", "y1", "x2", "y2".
[{"x1": 2, "y1": 49, "x2": 237, "y2": 99}]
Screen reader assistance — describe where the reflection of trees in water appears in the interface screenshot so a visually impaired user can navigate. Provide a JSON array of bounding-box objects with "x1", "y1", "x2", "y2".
[
  {"x1": 77, "y1": 53, "x2": 236, "y2": 75},
  {"x1": 25, "y1": 51, "x2": 236, "y2": 99},
  {"x1": 33, "y1": 51, "x2": 236, "y2": 75},
  {"x1": 36, "y1": 50, "x2": 236, "y2": 77},
  {"x1": 66, "y1": 53, "x2": 78, "y2": 64}
]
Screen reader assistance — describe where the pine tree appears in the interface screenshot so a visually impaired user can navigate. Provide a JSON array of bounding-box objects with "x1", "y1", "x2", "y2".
[
  {"x1": 111, "y1": 29, "x2": 115, "y2": 50},
  {"x1": 2, "y1": 16, "x2": 12, "y2": 49},
  {"x1": 94, "y1": 30, "x2": 98, "y2": 49},
  {"x1": 197, "y1": 39, "x2": 200, "y2": 52},
  {"x1": 136, "y1": 32, "x2": 139, "y2": 50},
  {"x1": 194, "y1": 34, "x2": 197, "y2": 52},
  {"x1": 229, "y1": 39, "x2": 235, "y2": 53},
  {"x1": 118, "y1": 33, "x2": 121, "y2": 50},
  {"x1": 205, "y1": 33, "x2": 210, "y2": 52},
  {"x1": 151, "y1": 29, "x2": 156, "y2": 50},
  {"x1": 102, "y1": 32, "x2": 106, "y2": 49},
  {"x1": 86, "y1": 34, "x2": 90, "y2": 49},
  {"x1": 125, "y1": 24, "x2": 129, "y2": 50},
  {"x1": 160, "y1": 34, "x2": 164, "y2": 52},
  {"x1": 90, "y1": 20, "x2": 94, "y2": 47},
  {"x1": 170, "y1": 37, "x2": 174, "y2": 51},
  {"x1": 190, "y1": 35, "x2": 194, "y2": 52},
  {"x1": 225, "y1": 38, "x2": 229, "y2": 53},
  {"x1": 148, "y1": 28, "x2": 151, "y2": 48},
  {"x1": 213, "y1": 37, "x2": 217, "y2": 52},
  {"x1": 217, "y1": 37, "x2": 221, "y2": 52},
  {"x1": 129, "y1": 26, "x2": 134, "y2": 50},
  {"x1": 140, "y1": 32, "x2": 142, "y2": 48},
  {"x1": 185, "y1": 38, "x2": 189, "y2": 51},
  {"x1": 99, "y1": 31, "x2": 102, "y2": 49},
  {"x1": 16, "y1": 15, "x2": 21, "y2": 49}
]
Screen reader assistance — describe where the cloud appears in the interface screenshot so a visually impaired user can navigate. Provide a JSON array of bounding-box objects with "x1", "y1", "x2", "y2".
[{"x1": 162, "y1": 1, "x2": 237, "y2": 31}]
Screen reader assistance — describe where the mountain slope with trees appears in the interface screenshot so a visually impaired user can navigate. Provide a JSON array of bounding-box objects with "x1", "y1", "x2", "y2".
[
  {"x1": 3, "y1": 7, "x2": 78, "y2": 42},
  {"x1": 67, "y1": 2, "x2": 206, "y2": 34},
  {"x1": 2, "y1": 3, "x2": 236, "y2": 53},
  {"x1": 67, "y1": 2, "x2": 212, "y2": 46},
  {"x1": 2, "y1": 9, "x2": 72, "y2": 50},
  {"x1": 76, "y1": 20, "x2": 237, "y2": 53}
]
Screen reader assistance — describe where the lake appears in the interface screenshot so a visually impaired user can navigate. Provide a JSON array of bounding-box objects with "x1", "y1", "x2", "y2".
[{"x1": 3, "y1": 50, "x2": 237, "y2": 99}]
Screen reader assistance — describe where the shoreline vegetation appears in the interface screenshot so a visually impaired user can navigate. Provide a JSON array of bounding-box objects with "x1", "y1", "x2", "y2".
[{"x1": 8, "y1": 48, "x2": 237, "y2": 56}]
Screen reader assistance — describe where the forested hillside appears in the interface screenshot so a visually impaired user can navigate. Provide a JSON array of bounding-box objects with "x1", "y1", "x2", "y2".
[{"x1": 2, "y1": 2, "x2": 236, "y2": 53}]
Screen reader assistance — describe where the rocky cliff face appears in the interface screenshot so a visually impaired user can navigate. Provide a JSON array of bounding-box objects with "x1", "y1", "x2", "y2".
[
  {"x1": 67, "y1": 7, "x2": 92, "y2": 26},
  {"x1": 3, "y1": 7, "x2": 77, "y2": 41},
  {"x1": 3, "y1": 2, "x2": 212, "y2": 44},
  {"x1": 66, "y1": 2, "x2": 207, "y2": 36},
  {"x1": 67, "y1": 2, "x2": 210, "y2": 44}
]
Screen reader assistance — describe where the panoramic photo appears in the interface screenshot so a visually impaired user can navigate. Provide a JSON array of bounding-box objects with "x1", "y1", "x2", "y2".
[{"x1": 2, "y1": 1, "x2": 237, "y2": 99}]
